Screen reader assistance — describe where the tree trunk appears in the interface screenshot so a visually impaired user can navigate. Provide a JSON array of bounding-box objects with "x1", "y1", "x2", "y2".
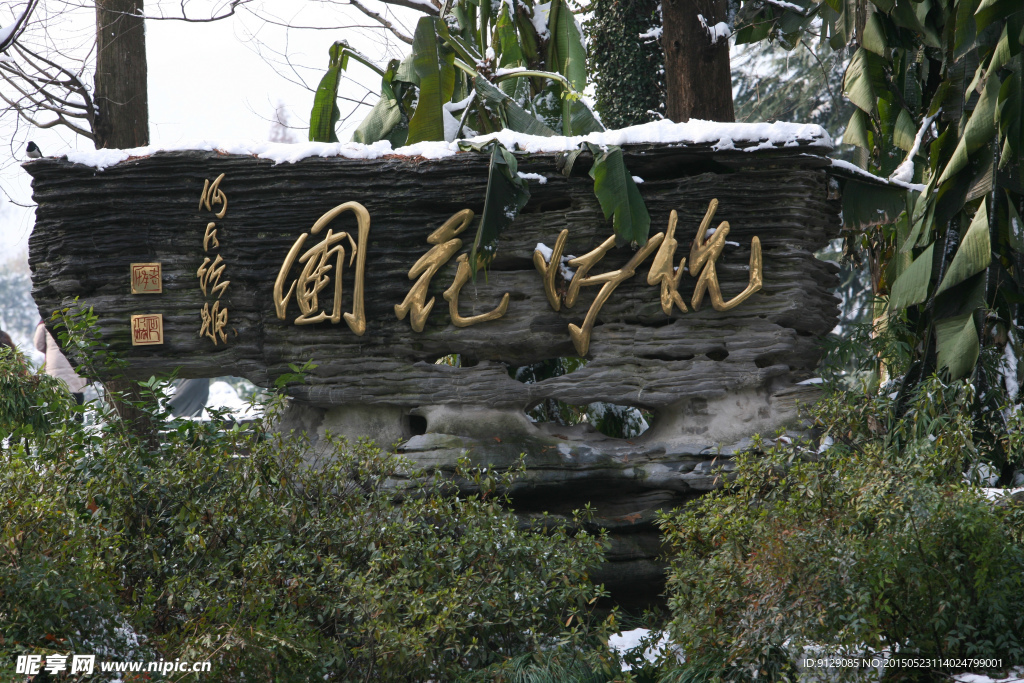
[
  {"x1": 94, "y1": 0, "x2": 155, "y2": 442},
  {"x1": 662, "y1": 0, "x2": 735, "y2": 122},
  {"x1": 94, "y1": 0, "x2": 149, "y2": 149}
]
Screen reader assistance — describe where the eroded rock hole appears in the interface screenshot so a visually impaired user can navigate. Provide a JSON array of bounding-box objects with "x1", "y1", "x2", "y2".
[
  {"x1": 706, "y1": 348, "x2": 729, "y2": 361},
  {"x1": 407, "y1": 414, "x2": 428, "y2": 436}
]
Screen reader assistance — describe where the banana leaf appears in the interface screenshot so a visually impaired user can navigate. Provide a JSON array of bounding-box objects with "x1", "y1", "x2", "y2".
[
  {"x1": 935, "y1": 199, "x2": 992, "y2": 295},
  {"x1": 935, "y1": 312, "x2": 980, "y2": 379},
  {"x1": 547, "y1": 0, "x2": 587, "y2": 92},
  {"x1": 309, "y1": 42, "x2": 349, "y2": 143},
  {"x1": 585, "y1": 143, "x2": 651, "y2": 245},
  {"x1": 888, "y1": 243, "x2": 934, "y2": 311},
  {"x1": 407, "y1": 17, "x2": 457, "y2": 145},
  {"x1": 470, "y1": 142, "x2": 531, "y2": 272}
]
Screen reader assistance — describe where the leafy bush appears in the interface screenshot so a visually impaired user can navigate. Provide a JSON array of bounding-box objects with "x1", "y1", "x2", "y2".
[
  {"x1": 1, "y1": 307, "x2": 615, "y2": 681},
  {"x1": 658, "y1": 373, "x2": 1024, "y2": 681}
]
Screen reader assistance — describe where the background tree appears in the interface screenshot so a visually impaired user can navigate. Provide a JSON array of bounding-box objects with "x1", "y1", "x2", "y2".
[{"x1": 662, "y1": 0, "x2": 735, "y2": 121}]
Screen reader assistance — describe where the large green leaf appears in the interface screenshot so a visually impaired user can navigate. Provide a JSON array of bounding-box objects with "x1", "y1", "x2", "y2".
[
  {"x1": 475, "y1": 76, "x2": 557, "y2": 137},
  {"x1": 470, "y1": 143, "x2": 531, "y2": 272},
  {"x1": 495, "y1": 6, "x2": 523, "y2": 97},
  {"x1": 548, "y1": 0, "x2": 587, "y2": 92},
  {"x1": 407, "y1": 17, "x2": 457, "y2": 145},
  {"x1": 353, "y1": 59, "x2": 405, "y2": 145},
  {"x1": 935, "y1": 313, "x2": 980, "y2": 379},
  {"x1": 937, "y1": 74, "x2": 999, "y2": 185},
  {"x1": 567, "y1": 96, "x2": 605, "y2": 135},
  {"x1": 975, "y1": 0, "x2": 1021, "y2": 31},
  {"x1": 936, "y1": 199, "x2": 992, "y2": 295},
  {"x1": 586, "y1": 143, "x2": 651, "y2": 245},
  {"x1": 893, "y1": 108, "x2": 918, "y2": 152},
  {"x1": 845, "y1": 108, "x2": 872, "y2": 149},
  {"x1": 889, "y1": 243, "x2": 934, "y2": 311},
  {"x1": 843, "y1": 48, "x2": 888, "y2": 114},
  {"x1": 309, "y1": 42, "x2": 348, "y2": 143}
]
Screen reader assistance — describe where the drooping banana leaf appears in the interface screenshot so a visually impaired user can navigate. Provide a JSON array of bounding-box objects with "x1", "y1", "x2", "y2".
[
  {"x1": 935, "y1": 199, "x2": 992, "y2": 295},
  {"x1": 547, "y1": 0, "x2": 587, "y2": 93},
  {"x1": 843, "y1": 48, "x2": 889, "y2": 115},
  {"x1": 585, "y1": 142, "x2": 651, "y2": 245},
  {"x1": 495, "y1": 6, "x2": 523, "y2": 97},
  {"x1": 888, "y1": 243, "x2": 934, "y2": 311},
  {"x1": 353, "y1": 59, "x2": 408, "y2": 145},
  {"x1": 937, "y1": 74, "x2": 1000, "y2": 185},
  {"x1": 935, "y1": 312, "x2": 980, "y2": 379},
  {"x1": 407, "y1": 17, "x2": 457, "y2": 145},
  {"x1": 469, "y1": 142, "x2": 531, "y2": 272},
  {"x1": 309, "y1": 42, "x2": 350, "y2": 143}
]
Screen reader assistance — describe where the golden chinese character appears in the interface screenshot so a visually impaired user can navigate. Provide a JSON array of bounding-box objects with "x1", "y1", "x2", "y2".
[
  {"x1": 443, "y1": 254, "x2": 510, "y2": 327},
  {"x1": 204, "y1": 222, "x2": 220, "y2": 252},
  {"x1": 197, "y1": 254, "x2": 229, "y2": 298},
  {"x1": 688, "y1": 199, "x2": 763, "y2": 311},
  {"x1": 200, "y1": 301, "x2": 228, "y2": 345},
  {"x1": 565, "y1": 233, "x2": 666, "y2": 356},
  {"x1": 131, "y1": 314, "x2": 163, "y2": 346},
  {"x1": 532, "y1": 229, "x2": 569, "y2": 311},
  {"x1": 199, "y1": 173, "x2": 227, "y2": 218},
  {"x1": 646, "y1": 210, "x2": 688, "y2": 315},
  {"x1": 130, "y1": 263, "x2": 162, "y2": 294},
  {"x1": 274, "y1": 201, "x2": 370, "y2": 334},
  {"x1": 395, "y1": 209, "x2": 474, "y2": 332}
]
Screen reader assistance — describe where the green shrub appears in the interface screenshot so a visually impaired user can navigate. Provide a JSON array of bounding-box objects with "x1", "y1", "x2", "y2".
[
  {"x1": 1, "y1": 307, "x2": 615, "y2": 681},
  {"x1": 658, "y1": 375, "x2": 1024, "y2": 681}
]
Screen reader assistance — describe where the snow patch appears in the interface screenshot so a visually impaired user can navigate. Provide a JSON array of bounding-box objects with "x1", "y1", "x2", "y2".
[
  {"x1": 56, "y1": 119, "x2": 833, "y2": 170},
  {"x1": 639, "y1": 25, "x2": 663, "y2": 41},
  {"x1": 531, "y1": 2, "x2": 551, "y2": 39},
  {"x1": 632, "y1": 175, "x2": 644, "y2": 184},
  {"x1": 697, "y1": 14, "x2": 730, "y2": 44},
  {"x1": 829, "y1": 157, "x2": 927, "y2": 193},
  {"x1": 518, "y1": 172, "x2": 548, "y2": 184}
]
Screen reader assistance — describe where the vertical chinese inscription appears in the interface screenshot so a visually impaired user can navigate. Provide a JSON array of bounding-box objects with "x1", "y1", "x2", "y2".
[{"x1": 197, "y1": 173, "x2": 230, "y2": 344}]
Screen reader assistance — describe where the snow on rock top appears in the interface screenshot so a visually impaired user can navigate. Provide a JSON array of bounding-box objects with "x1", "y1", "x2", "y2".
[{"x1": 55, "y1": 119, "x2": 833, "y2": 171}]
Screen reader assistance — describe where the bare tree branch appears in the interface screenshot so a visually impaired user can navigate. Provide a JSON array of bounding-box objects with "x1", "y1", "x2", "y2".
[
  {"x1": 348, "y1": 0, "x2": 414, "y2": 44},
  {"x1": 0, "y1": 0, "x2": 41, "y2": 53}
]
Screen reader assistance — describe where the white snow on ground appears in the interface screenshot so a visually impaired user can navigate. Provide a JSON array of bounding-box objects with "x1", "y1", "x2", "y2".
[
  {"x1": 202, "y1": 381, "x2": 261, "y2": 420},
  {"x1": 518, "y1": 171, "x2": 548, "y2": 184},
  {"x1": 981, "y1": 486, "x2": 1024, "y2": 500},
  {"x1": 58, "y1": 119, "x2": 833, "y2": 170},
  {"x1": 608, "y1": 629, "x2": 669, "y2": 670}
]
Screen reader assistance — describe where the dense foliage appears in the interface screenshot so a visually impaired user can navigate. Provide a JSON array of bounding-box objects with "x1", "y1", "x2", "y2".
[
  {"x1": 1, "y1": 310, "x2": 617, "y2": 681},
  {"x1": 585, "y1": 0, "x2": 665, "y2": 129},
  {"x1": 656, "y1": 315, "x2": 1024, "y2": 681}
]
